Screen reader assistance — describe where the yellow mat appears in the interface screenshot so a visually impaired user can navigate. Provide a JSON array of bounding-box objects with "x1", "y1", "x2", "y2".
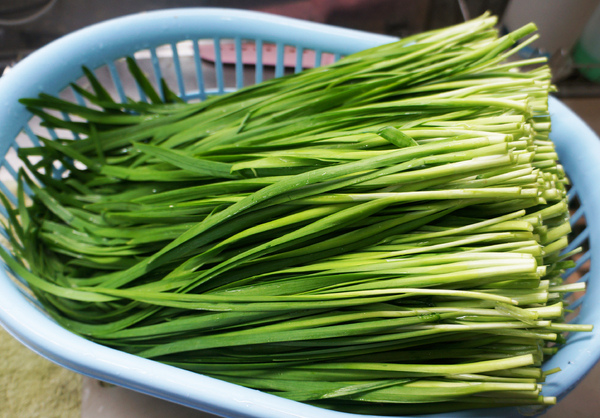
[{"x1": 0, "y1": 326, "x2": 81, "y2": 418}]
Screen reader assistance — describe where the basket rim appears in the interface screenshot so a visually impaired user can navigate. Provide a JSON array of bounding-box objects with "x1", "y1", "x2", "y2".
[{"x1": 0, "y1": 7, "x2": 599, "y2": 418}]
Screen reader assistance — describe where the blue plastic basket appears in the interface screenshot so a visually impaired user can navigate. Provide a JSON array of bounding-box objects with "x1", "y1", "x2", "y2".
[{"x1": 0, "y1": 8, "x2": 599, "y2": 418}]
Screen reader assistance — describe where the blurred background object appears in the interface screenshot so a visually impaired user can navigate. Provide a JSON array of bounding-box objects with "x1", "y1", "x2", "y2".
[
  {"x1": 500, "y1": 0, "x2": 600, "y2": 96},
  {"x1": 501, "y1": 0, "x2": 599, "y2": 81},
  {"x1": 573, "y1": 3, "x2": 600, "y2": 83}
]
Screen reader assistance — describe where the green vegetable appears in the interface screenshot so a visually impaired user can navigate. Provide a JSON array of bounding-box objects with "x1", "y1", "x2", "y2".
[{"x1": 0, "y1": 12, "x2": 591, "y2": 415}]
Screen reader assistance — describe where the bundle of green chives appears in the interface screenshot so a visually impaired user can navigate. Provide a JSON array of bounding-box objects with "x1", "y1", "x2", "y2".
[{"x1": 0, "y1": 13, "x2": 592, "y2": 415}]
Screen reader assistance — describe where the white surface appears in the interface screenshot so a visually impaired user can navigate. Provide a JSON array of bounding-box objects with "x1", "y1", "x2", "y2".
[{"x1": 82, "y1": 377, "x2": 219, "y2": 418}]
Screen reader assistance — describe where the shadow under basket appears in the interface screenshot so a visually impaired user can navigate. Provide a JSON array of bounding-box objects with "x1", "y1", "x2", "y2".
[{"x1": 0, "y1": 8, "x2": 599, "y2": 418}]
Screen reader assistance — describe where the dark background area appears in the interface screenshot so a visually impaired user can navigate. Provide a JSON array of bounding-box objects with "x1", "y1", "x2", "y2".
[
  {"x1": 0, "y1": 0, "x2": 509, "y2": 69},
  {"x1": 0, "y1": 0, "x2": 597, "y2": 97}
]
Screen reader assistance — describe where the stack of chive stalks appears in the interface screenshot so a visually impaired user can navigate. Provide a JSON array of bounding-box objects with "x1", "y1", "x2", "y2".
[{"x1": 0, "y1": 12, "x2": 592, "y2": 415}]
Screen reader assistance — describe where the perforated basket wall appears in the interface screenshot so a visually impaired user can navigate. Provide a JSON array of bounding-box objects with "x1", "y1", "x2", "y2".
[{"x1": 0, "y1": 8, "x2": 599, "y2": 418}]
